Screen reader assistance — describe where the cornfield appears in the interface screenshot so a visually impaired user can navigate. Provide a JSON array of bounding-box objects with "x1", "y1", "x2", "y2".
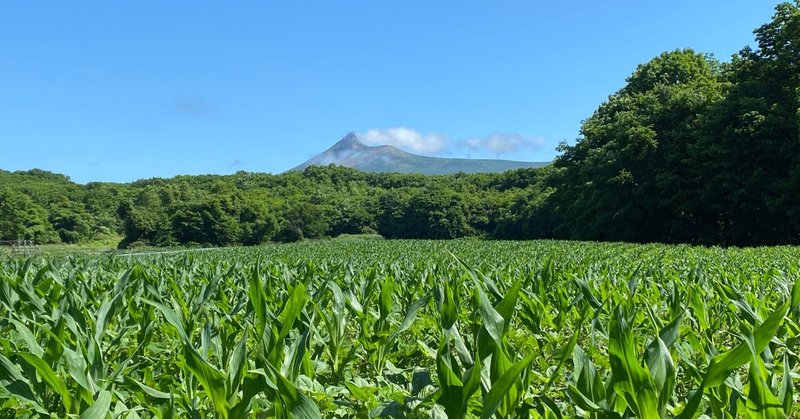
[{"x1": 0, "y1": 240, "x2": 798, "y2": 418}]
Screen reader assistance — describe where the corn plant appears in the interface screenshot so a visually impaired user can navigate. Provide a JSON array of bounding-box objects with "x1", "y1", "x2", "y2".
[{"x1": 0, "y1": 240, "x2": 797, "y2": 417}]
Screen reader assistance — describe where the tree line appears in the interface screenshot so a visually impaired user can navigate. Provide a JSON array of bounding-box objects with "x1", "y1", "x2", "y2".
[
  {"x1": 1, "y1": 2, "x2": 798, "y2": 247},
  {"x1": 0, "y1": 166, "x2": 553, "y2": 247}
]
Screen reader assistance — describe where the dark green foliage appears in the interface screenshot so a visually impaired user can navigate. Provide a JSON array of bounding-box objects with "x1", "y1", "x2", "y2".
[
  {"x1": 116, "y1": 188, "x2": 174, "y2": 248},
  {"x1": 48, "y1": 199, "x2": 94, "y2": 243},
  {"x1": 238, "y1": 195, "x2": 279, "y2": 245},
  {"x1": 552, "y1": 49, "x2": 726, "y2": 243},
  {"x1": 277, "y1": 201, "x2": 328, "y2": 242},
  {"x1": 550, "y1": 2, "x2": 800, "y2": 245},
  {"x1": 0, "y1": 170, "x2": 92, "y2": 244},
  {"x1": 3, "y1": 166, "x2": 549, "y2": 247},
  {"x1": 0, "y1": 188, "x2": 59, "y2": 243},
  {"x1": 172, "y1": 198, "x2": 241, "y2": 246},
  {"x1": 692, "y1": 1, "x2": 800, "y2": 245},
  {"x1": 405, "y1": 188, "x2": 474, "y2": 239}
]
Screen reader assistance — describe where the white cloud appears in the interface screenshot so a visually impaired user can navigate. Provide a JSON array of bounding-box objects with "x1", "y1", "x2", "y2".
[
  {"x1": 459, "y1": 132, "x2": 545, "y2": 155},
  {"x1": 359, "y1": 128, "x2": 546, "y2": 156},
  {"x1": 359, "y1": 128, "x2": 449, "y2": 154}
]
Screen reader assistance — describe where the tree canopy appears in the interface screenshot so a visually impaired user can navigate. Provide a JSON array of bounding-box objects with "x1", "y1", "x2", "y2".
[{"x1": 1, "y1": 2, "x2": 798, "y2": 248}]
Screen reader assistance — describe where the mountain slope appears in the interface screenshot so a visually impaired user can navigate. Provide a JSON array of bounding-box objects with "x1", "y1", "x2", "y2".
[{"x1": 291, "y1": 133, "x2": 550, "y2": 175}]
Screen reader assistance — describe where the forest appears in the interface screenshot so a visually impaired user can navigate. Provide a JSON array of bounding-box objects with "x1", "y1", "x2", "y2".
[{"x1": 1, "y1": 1, "x2": 798, "y2": 248}]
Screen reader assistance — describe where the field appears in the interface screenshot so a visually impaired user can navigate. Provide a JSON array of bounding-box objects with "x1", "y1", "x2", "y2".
[{"x1": 1, "y1": 240, "x2": 798, "y2": 418}]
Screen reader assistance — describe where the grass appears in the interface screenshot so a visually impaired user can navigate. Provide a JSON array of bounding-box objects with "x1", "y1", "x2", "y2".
[{"x1": 37, "y1": 233, "x2": 124, "y2": 256}]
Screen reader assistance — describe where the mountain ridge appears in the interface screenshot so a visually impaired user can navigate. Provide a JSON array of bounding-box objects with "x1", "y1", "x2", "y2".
[{"x1": 291, "y1": 132, "x2": 550, "y2": 175}]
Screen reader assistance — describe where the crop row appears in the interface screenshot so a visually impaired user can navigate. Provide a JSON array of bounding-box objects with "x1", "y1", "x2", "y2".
[{"x1": 0, "y1": 240, "x2": 798, "y2": 417}]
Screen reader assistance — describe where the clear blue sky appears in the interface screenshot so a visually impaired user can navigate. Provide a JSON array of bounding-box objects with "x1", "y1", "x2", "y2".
[{"x1": 0, "y1": 1, "x2": 779, "y2": 183}]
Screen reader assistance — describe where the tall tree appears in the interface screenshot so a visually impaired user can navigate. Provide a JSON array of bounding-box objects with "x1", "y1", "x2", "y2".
[
  {"x1": 697, "y1": 1, "x2": 800, "y2": 244},
  {"x1": 551, "y1": 49, "x2": 725, "y2": 242}
]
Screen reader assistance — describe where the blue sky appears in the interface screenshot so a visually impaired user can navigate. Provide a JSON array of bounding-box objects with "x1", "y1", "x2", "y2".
[{"x1": 0, "y1": 1, "x2": 779, "y2": 183}]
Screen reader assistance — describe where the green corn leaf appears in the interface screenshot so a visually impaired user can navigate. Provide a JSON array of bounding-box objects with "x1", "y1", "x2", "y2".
[
  {"x1": 655, "y1": 310, "x2": 683, "y2": 349},
  {"x1": 19, "y1": 351, "x2": 74, "y2": 413},
  {"x1": 284, "y1": 328, "x2": 310, "y2": 382},
  {"x1": 346, "y1": 290, "x2": 364, "y2": 315},
  {"x1": 248, "y1": 265, "x2": 267, "y2": 337},
  {"x1": 184, "y1": 345, "x2": 230, "y2": 418},
  {"x1": 702, "y1": 300, "x2": 788, "y2": 388},
  {"x1": 278, "y1": 282, "x2": 307, "y2": 343},
  {"x1": 378, "y1": 275, "x2": 394, "y2": 320},
  {"x1": 494, "y1": 277, "x2": 522, "y2": 330},
  {"x1": 536, "y1": 395, "x2": 565, "y2": 419},
  {"x1": 778, "y1": 354, "x2": 793, "y2": 416},
  {"x1": 193, "y1": 272, "x2": 221, "y2": 314},
  {"x1": 126, "y1": 377, "x2": 172, "y2": 399},
  {"x1": 79, "y1": 389, "x2": 112, "y2": 419},
  {"x1": 566, "y1": 385, "x2": 619, "y2": 417},
  {"x1": 644, "y1": 307, "x2": 682, "y2": 411},
  {"x1": 572, "y1": 345, "x2": 606, "y2": 405},
  {"x1": 268, "y1": 362, "x2": 321, "y2": 418},
  {"x1": 94, "y1": 293, "x2": 121, "y2": 342},
  {"x1": 461, "y1": 350, "x2": 482, "y2": 410},
  {"x1": 0, "y1": 353, "x2": 49, "y2": 415},
  {"x1": 745, "y1": 358, "x2": 786, "y2": 419},
  {"x1": 575, "y1": 278, "x2": 604, "y2": 311},
  {"x1": 742, "y1": 332, "x2": 786, "y2": 419},
  {"x1": 226, "y1": 328, "x2": 248, "y2": 399},
  {"x1": 544, "y1": 312, "x2": 584, "y2": 393},
  {"x1": 472, "y1": 283, "x2": 505, "y2": 347},
  {"x1": 436, "y1": 339, "x2": 465, "y2": 419},
  {"x1": 62, "y1": 345, "x2": 96, "y2": 400},
  {"x1": 480, "y1": 353, "x2": 534, "y2": 419},
  {"x1": 645, "y1": 336, "x2": 676, "y2": 415},
  {"x1": 441, "y1": 280, "x2": 458, "y2": 330},
  {"x1": 489, "y1": 345, "x2": 514, "y2": 413},
  {"x1": 345, "y1": 381, "x2": 373, "y2": 402},
  {"x1": 451, "y1": 327, "x2": 473, "y2": 366},
  {"x1": 608, "y1": 306, "x2": 659, "y2": 419},
  {"x1": 230, "y1": 370, "x2": 272, "y2": 418},
  {"x1": 325, "y1": 280, "x2": 347, "y2": 338},
  {"x1": 677, "y1": 300, "x2": 789, "y2": 419},
  {"x1": 140, "y1": 298, "x2": 190, "y2": 344},
  {"x1": 389, "y1": 292, "x2": 431, "y2": 342},
  {"x1": 9, "y1": 318, "x2": 44, "y2": 357}
]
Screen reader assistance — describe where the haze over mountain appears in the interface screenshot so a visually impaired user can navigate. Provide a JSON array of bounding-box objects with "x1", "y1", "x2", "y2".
[{"x1": 291, "y1": 133, "x2": 550, "y2": 175}]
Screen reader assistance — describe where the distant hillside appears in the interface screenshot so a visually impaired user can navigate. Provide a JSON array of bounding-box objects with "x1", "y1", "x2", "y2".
[{"x1": 291, "y1": 133, "x2": 550, "y2": 175}]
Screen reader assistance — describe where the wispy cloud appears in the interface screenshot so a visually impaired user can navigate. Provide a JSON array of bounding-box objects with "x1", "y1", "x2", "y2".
[
  {"x1": 227, "y1": 158, "x2": 243, "y2": 169},
  {"x1": 359, "y1": 128, "x2": 545, "y2": 156},
  {"x1": 174, "y1": 96, "x2": 217, "y2": 118},
  {"x1": 359, "y1": 128, "x2": 449, "y2": 154},
  {"x1": 459, "y1": 132, "x2": 545, "y2": 155}
]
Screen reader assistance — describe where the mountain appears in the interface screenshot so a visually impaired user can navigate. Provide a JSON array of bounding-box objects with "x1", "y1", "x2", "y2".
[{"x1": 290, "y1": 133, "x2": 550, "y2": 175}]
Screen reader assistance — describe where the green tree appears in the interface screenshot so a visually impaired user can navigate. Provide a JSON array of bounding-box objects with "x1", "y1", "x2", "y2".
[
  {"x1": 276, "y1": 201, "x2": 329, "y2": 242},
  {"x1": 551, "y1": 49, "x2": 724, "y2": 242},
  {"x1": 376, "y1": 190, "x2": 414, "y2": 239},
  {"x1": 238, "y1": 194, "x2": 278, "y2": 245},
  {"x1": 48, "y1": 199, "x2": 94, "y2": 243},
  {"x1": 695, "y1": 1, "x2": 800, "y2": 244},
  {"x1": 405, "y1": 188, "x2": 473, "y2": 239},
  {"x1": 117, "y1": 187, "x2": 173, "y2": 248},
  {"x1": 0, "y1": 188, "x2": 59, "y2": 243},
  {"x1": 171, "y1": 197, "x2": 241, "y2": 246}
]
